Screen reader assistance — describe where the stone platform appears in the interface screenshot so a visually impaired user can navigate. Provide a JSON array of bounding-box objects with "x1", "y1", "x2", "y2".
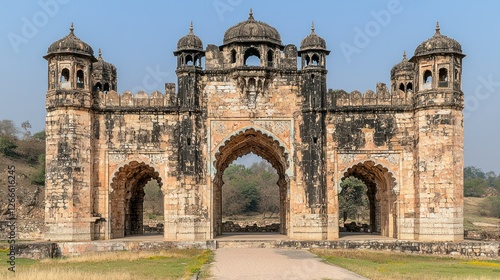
[{"x1": 6, "y1": 233, "x2": 500, "y2": 259}]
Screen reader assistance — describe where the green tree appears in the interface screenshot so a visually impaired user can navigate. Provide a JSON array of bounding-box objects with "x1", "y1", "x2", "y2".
[
  {"x1": 0, "y1": 136, "x2": 17, "y2": 156},
  {"x1": 32, "y1": 130, "x2": 46, "y2": 141},
  {"x1": 339, "y1": 177, "x2": 369, "y2": 223},
  {"x1": 31, "y1": 154, "x2": 46, "y2": 185},
  {"x1": 0, "y1": 119, "x2": 19, "y2": 138},
  {"x1": 464, "y1": 178, "x2": 488, "y2": 197},
  {"x1": 21, "y1": 120, "x2": 32, "y2": 139},
  {"x1": 464, "y1": 166, "x2": 486, "y2": 180}
]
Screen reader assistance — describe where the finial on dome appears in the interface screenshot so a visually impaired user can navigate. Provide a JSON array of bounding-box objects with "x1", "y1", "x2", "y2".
[
  {"x1": 311, "y1": 21, "x2": 315, "y2": 33},
  {"x1": 189, "y1": 21, "x2": 194, "y2": 34},
  {"x1": 98, "y1": 48, "x2": 102, "y2": 59},
  {"x1": 249, "y1": 8, "x2": 254, "y2": 20},
  {"x1": 70, "y1": 22, "x2": 74, "y2": 34},
  {"x1": 435, "y1": 21, "x2": 440, "y2": 35},
  {"x1": 403, "y1": 50, "x2": 407, "y2": 60}
]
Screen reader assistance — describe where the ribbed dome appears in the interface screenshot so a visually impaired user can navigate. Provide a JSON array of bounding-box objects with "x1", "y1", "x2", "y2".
[
  {"x1": 92, "y1": 49, "x2": 116, "y2": 73},
  {"x1": 223, "y1": 9, "x2": 281, "y2": 46},
  {"x1": 177, "y1": 22, "x2": 203, "y2": 51},
  {"x1": 391, "y1": 51, "x2": 414, "y2": 78},
  {"x1": 47, "y1": 23, "x2": 94, "y2": 57},
  {"x1": 300, "y1": 23, "x2": 327, "y2": 51},
  {"x1": 414, "y1": 22, "x2": 462, "y2": 57}
]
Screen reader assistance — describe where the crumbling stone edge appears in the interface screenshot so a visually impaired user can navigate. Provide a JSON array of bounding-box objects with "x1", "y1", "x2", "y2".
[{"x1": 2, "y1": 240, "x2": 498, "y2": 259}]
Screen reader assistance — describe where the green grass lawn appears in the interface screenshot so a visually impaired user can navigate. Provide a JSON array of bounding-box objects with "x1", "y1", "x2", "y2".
[
  {"x1": 0, "y1": 248, "x2": 212, "y2": 280},
  {"x1": 312, "y1": 249, "x2": 500, "y2": 280}
]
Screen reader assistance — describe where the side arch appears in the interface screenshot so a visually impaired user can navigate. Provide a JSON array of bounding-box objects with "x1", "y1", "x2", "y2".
[
  {"x1": 339, "y1": 160, "x2": 398, "y2": 237},
  {"x1": 109, "y1": 161, "x2": 163, "y2": 238}
]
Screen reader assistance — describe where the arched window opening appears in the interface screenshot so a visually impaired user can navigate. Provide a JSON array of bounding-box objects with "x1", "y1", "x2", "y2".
[
  {"x1": 112, "y1": 84, "x2": 116, "y2": 91},
  {"x1": 104, "y1": 83, "x2": 110, "y2": 92},
  {"x1": 61, "y1": 68, "x2": 69, "y2": 82},
  {"x1": 311, "y1": 54, "x2": 320, "y2": 66},
  {"x1": 407, "y1": 82, "x2": 413, "y2": 92},
  {"x1": 454, "y1": 69, "x2": 459, "y2": 80},
  {"x1": 60, "y1": 68, "x2": 70, "y2": 89},
  {"x1": 94, "y1": 82, "x2": 102, "y2": 92},
  {"x1": 399, "y1": 83, "x2": 405, "y2": 92},
  {"x1": 76, "y1": 70, "x2": 84, "y2": 89},
  {"x1": 305, "y1": 55, "x2": 311, "y2": 67},
  {"x1": 244, "y1": 48, "x2": 261, "y2": 66},
  {"x1": 423, "y1": 70, "x2": 432, "y2": 89},
  {"x1": 438, "y1": 68, "x2": 448, "y2": 87},
  {"x1": 186, "y1": 55, "x2": 194, "y2": 66},
  {"x1": 267, "y1": 50, "x2": 274, "y2": 67},
  {"x1": 231, "y1": 49, "x2": 237, "y2": 63}
]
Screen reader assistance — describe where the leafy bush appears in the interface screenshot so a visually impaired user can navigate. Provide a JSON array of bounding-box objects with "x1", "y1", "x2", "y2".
[
  {"x1": 464, "y1": 178, "x2": 488, "y2": 197},
  {"x1": 0, "y1": 136, "x2": 17, "y2": 156},
  {"x1": 480, "y1": 196, "x2": 500, "y2": 218},
  {"x1": 31, "y1": 154, "x2": 46, "y2": 185}
]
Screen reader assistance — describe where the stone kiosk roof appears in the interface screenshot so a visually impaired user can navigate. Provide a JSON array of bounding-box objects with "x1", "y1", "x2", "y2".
[
  {"x1": 222, "y1": 9, "x2": 282, "y2": 46},
  {"x1": 177, "y1": 22, "x2": 204, "y2": 52},
  {"x1": 46, "y1": 23, "x2": 95, "y2": 59},
  {"x1": 413, "y1": 22, "x2": 463, "y2": 57}
]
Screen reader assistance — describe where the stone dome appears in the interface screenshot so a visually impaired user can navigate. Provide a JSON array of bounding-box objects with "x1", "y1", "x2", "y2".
[
  {"x1": 414, "y1": 22, "x2": 462, "y2": 57},
  {"x1": 223, "y1": 9, "x2": 282, "y2": 46},
  {"x1": 47, "y1": 23, "x2": 94, "y2": 57},
  {"x1": 177, "y1": 22, "x2": 203, "y2": 52},
  {"x1": 92, "y1": 49, "x2": 116, "y2": 73},
  {"x1": 300, "y1": 23, "x2": 327, "y2": 51},
  {"x1": 391, "y1": 51, "x2": 414, "y2": 78}
]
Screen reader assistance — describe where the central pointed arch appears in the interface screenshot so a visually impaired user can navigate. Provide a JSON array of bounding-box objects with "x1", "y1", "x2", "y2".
[{"x1": 212, "y1": 128, "x2": 290, "y2": 237}]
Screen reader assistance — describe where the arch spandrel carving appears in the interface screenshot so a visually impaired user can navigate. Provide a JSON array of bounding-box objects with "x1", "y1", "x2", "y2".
[{"x1": 210, "y1": 126, "x2": 293, "y2": 179}]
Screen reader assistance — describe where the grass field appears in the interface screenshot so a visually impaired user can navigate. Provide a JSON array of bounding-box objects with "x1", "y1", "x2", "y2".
[
  {"x1": 464, "y1": 197, "x2": 500, "y2": 230},
  {"x1": 313, "y1": 249, "x2": 500, "y2": 280},
  {"x1": 0, "y1": 248, "x2": 212, "y2": 280}
]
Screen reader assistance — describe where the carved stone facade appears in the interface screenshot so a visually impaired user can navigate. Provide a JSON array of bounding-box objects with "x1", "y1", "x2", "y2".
[{"x1": 44, "y1": 16, "x2": 464, "y2": 242}]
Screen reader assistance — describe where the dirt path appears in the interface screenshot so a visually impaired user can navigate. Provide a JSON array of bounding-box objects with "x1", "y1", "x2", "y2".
[{"x1": 206, "y1": 247, "x2": 367, "y2": 280}]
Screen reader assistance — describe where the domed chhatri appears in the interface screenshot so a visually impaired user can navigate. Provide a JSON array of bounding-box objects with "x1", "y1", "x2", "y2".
[
  {"x1": 300, "y1": 22, "x2": 328, "y2": 51},
  {"x1": 413, "y1": 22, "x2": 462, "y2": 57},
  {"x1": 93, "y1": 48, "x2": 116, "y2": 70},
  {"x1": 177, "y1": 22, "x2": 203, "y2": 52},
  {"x1": 223, "y1": 9, "x2": 282, "y2": 46},
  {"x1": 47, "y1": 23, "x2": 94, "y2": 58},
  {"x1": 391, "y1": 51, "x2": 414, "y2": 78}
]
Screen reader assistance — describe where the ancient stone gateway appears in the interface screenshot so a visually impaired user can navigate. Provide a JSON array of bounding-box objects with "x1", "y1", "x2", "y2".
[{"x1": 43, "y1": 15, "x2": 465, "y2": 242}]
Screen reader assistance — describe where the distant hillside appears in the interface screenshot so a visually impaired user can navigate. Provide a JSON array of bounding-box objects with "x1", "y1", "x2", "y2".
[{"x1": 0, "y1": 137, "x2": 45, "y2": 239}]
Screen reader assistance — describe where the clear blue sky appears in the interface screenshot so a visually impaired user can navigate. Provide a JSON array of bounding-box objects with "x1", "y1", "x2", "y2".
[{"x1": 1, "y1": 0, "x2": 499, "y2": 172}]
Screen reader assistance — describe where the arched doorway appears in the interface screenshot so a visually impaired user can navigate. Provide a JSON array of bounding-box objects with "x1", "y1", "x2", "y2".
[
  {"x1": 340, "y1": 160, "x2": 397, "y2": 238},
  {"x1": 213, "y1": 128, "x2": 289, "y2": 237},
  {"x1": 110, "y1": 161, "x2": 163, "y2": 239}
]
